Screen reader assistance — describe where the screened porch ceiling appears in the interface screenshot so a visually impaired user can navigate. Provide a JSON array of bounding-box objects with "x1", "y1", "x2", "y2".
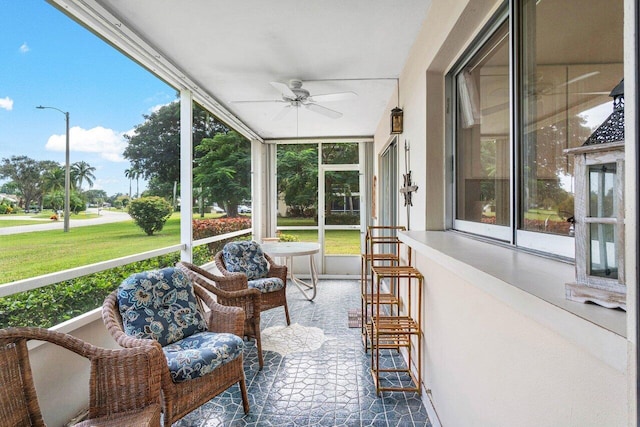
[{"x1": 53, "y1": 0, "x2": 432, "y2": 142}]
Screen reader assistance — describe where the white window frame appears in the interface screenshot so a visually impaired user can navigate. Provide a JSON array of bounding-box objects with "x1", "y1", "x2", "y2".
[{"x1": 449, "y1": 1, "x2": 579, "y2": 259}]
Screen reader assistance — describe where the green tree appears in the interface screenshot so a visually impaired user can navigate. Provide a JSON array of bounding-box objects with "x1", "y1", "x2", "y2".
[
  {"x1": 0, "y1": 181, "x2": 20, "y2": 195},
  {"x1": 123, "y1": 101, "x2": 228, "y2": 198},
  {"x1": 41, "y1": 165, "x2": 65, "y2": 194},
  {"x1": 128, "y1": 196, "x2": 173, "y2": 235},
  {"x1": 145, "y1": 177, "x2": 175, "y2": 200},
  {"x1": 0, "y1": 156, "x2": 51, "y2": 211},
  {"x1": 71, "y1": 161, "x2": 96, "y2": 191},
  {"x1": 84, "y1": 189, "x2": 108, "y2": 206},
  {"x1": 277, "y1": 145, "x2": 318, "y2": 216},
  {"x1": 43, "y1": 190, "x2": 64, "y2": 211},
  {"x1": 193, "y1": 131, "x2": 251, "y2": 217}
]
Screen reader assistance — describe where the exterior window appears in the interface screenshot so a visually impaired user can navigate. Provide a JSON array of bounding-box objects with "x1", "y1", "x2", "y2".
[
  {"x1": 519, "y1": 0, "x2": 623, "y2": 239},
  {"x1": 454, "y1": 20, "x2": 510, "y2": 239},
  {"x1": 451, "y1": 0, "x2": 623, "y2": 256}
]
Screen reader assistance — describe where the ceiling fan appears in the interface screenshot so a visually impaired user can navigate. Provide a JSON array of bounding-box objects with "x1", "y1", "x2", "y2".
[{"x1": 233, "y1": 79, "x2": 357, "y2": 120}]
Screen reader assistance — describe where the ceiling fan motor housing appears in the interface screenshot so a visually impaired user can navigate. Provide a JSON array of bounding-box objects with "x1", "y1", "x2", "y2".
[{"x1": 286, "y1": 79, "x2": 310, "y2": 103}]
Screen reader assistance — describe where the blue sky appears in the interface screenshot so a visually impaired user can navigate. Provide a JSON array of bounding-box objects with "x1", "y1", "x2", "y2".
[{"x1": 0, "y1": 0, "x2": 176, "y2": 196}]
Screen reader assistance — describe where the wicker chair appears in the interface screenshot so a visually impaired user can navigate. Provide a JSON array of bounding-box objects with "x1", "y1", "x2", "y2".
[
  {"x1": 0, "y1": 326, "x2": 163, "y2": 427},
  {"x1": 102, "y1": 267, "x2": 249, "y2": 427},
  {"x1": 215, "y1": 241, "x2": 291, "y2": 326},
  {"x1": 177, "y1": 261, "x2": 266, "y2": 369}
]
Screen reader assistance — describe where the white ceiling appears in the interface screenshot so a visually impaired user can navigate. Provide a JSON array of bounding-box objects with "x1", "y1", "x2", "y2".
[{"x1": 61, "y1": 0, "x2": 431, "y2": 141}]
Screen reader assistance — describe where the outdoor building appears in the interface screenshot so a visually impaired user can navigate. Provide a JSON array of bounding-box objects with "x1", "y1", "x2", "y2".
[{"x1": 1, "y1": 0, "x2": 638, "y2": 426}]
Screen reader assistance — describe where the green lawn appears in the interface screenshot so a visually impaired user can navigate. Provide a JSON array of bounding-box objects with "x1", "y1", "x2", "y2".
[
  {"x1": 0, "y1": 219, "x2": 50, "y2": 227},
  {"x1": 280, "y1": 229, "x2": 360, "y2": 255},
  {"x1": 524, "y1": 208, "x2": 564, "y2": 221},
  {"x1": 1, "y1": 215, "x2": 362, "y2": 283},
  {"x1": 1, "y1": 218, "x2": 181, "y2": 283}
]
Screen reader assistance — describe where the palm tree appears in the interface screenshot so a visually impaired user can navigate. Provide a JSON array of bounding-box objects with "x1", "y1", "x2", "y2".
[
  {"x1": 133, "y1": 167, "x2": 142, "y2": 198},
  {"x1": 41, "y1": 166, "x2": 65, "y2": 212},
  {"x1": 124, "y1": 168, "x2": 133, "y2": 199},
  {"x1": 71, "y1": 161, "x2": 96, "y2": 191}
]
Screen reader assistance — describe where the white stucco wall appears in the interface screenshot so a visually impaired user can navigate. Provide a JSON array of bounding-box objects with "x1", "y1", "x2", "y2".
[
  {"x1": 417, "y1": 254, "x2": 627, "y2": 426},
  {"x1": 372, "y1": 0, "x2": 634, "y2": 425}
]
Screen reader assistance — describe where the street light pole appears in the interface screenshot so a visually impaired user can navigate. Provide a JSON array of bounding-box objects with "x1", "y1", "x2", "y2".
[{"x1": 36, "y1": 105, "x2": 70, "y2": 232}]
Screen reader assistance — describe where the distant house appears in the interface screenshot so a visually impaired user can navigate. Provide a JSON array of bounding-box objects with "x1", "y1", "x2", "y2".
[{"x1": 0, "y1": 193, "x2": 18, "y2": 204}]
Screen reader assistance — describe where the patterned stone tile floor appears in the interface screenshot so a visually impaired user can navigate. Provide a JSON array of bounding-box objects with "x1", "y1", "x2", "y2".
[{"x1": 173, "y1": 279, "x2": 431, "y2": 427}]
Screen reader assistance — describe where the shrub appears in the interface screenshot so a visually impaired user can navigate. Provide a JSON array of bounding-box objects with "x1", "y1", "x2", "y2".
[
  {"x1": 322, "y1": 213, "x2": 359, "y2": 225},
  {"x1": 128, "y1": 196, "x2": 173, "y2": 235},
  {"x1": 278, "y1": 233, "x2": 299, "y2": 242},
  {"x1": 193, "y1": 217, "x2": 251, "y2": 254}
]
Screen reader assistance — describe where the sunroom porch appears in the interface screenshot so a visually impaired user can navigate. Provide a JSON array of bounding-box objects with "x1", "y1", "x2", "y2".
[{"x1": 2, "y1": 0, "x2": 637, "y2": 426}]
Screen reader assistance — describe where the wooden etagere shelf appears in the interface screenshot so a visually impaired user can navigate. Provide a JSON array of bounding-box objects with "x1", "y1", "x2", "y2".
[
  {"x1": 360, "y1": 226, "x2": 423, "y2": 395},
  {"x1": 360, "y1": 226, "x2": 403, "y2": 350}
]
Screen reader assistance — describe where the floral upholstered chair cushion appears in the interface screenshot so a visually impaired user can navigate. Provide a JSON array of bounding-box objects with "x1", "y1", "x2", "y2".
[
  {"x1": 222, "y1": 241, "x2": 285, "y2": 293},
  {"x1": 117, "y1": 267, "x2": 208, "y2": 347},
  {"x1": 222, "y1": 241, "x2": 269, "y2": 280},
  {"x1": 163, "y1": 331, "x2": 244, "y2": 382},
  {"x1": 245, "y1": 277, "x2": 285, "y2": 293}
]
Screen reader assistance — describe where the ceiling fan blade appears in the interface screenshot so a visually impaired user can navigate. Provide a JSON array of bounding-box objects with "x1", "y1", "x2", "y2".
[
  {"x1": 557, "y1": 71, "x2": 600, "y2": 88},
  {"x1": 232, "y1": 99, "x2": 286, "y2": 104},
  {"x1": 273, "y1": 105, "x2": 293, "y2": 121},
  {"x1": 305, "y1": 103, "x2": 342, "y2": 119},
  {"x1": 309, "y1": 91, "x2": 358, "y2": 103},
  {"x1": 270, "y1": 81, "x2": 296, "y2": 98}
]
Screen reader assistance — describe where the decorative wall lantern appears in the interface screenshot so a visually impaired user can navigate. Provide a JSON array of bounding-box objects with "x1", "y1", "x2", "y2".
[
  {"x1": 564, "y1": 79, "x2": 625, "y2": 310},
  {"x1": 390, "y1": 78, "x2": 403, "y2": 134},
  {"x1": 390, "y1": 107, "x2": 403, "y2": 134}
]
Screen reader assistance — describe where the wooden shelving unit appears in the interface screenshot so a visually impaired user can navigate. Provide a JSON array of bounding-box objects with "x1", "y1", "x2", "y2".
[
  {"x1": 370, "y1": 264, "x2": 423, "y2": 395},
  {"x1": 360, "y1": 226, "x2": 404, "y2": 351},
  {"x1": 361, "y1": 226, "x2": 423, "y2": 395}
]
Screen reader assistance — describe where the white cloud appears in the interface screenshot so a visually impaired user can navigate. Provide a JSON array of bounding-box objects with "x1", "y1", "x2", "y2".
[
  {"x1": 0, "y1": 97, "x2": 13, "y2": 111},
  {"x1": 149, "y1": 101, "x2": 173, "y2": 114},
  {"x1": 45, "y1": 126, "x2": 128, "y2": 162},
  {"x1": 19, "y1": 43, "x2": 29, "y2": 53}
]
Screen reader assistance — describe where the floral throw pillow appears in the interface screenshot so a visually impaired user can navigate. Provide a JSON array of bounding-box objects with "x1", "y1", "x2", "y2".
[
  {"x1": 117, "y1": 267, "x2": 208, "y2": 347},
  {"x1": 222, "y1": 240, "x2": 269, "y2": 280}
]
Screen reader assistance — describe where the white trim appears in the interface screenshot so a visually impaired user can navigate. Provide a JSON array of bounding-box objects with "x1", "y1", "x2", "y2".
[
  {"x1": 453, "y1": 219, "x2": 511, "y2": 241},
  {"x1": 422, "y1": 390, "x2": 443, "y2": 427},
  {"x1": 180, "y1": 89, "x2": 193, "y2": 262},
  {"x1": 516, "y1": 229, "x2": 575, "y2": 259},
  {"x1": 264, "y1": 137, "x2": 373, "y2": 145}
]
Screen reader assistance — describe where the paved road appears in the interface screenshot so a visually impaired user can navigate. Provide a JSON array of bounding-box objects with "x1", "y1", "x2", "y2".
[{"x1": 0, "y1": 209, "x2": 131, "y2": 235}]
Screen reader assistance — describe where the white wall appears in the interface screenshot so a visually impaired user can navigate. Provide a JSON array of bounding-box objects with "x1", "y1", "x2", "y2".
[
  {"x1": 418, "y1": 255, "x2": 627, "y2": 426},
  {"x1": 372, "y1": 0, "x2": 634, "y2": 425}
]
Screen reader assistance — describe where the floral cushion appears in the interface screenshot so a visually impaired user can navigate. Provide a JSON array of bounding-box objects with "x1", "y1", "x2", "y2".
[
  {"x1": 222, "y1": 241, "x2": 269, "y2": 280},
  {"x1": 248, "y1": 277, "x2": 285, "y2": 293},
  {"x1": 117, "y1": 267, "x2": 208, "y2": 347},
  {"x1": 163, "y1": 332, "x2": 244, "y2": 382}
]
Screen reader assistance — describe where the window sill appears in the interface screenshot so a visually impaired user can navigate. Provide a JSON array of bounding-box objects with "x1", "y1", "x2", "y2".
[{"x1": 399, "y1": 230, "x2": 626, "y2": 370}]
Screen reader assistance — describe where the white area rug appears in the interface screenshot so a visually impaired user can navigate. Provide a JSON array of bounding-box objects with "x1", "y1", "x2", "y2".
[{"x1": 261, "y1": 323, "x2": 326, "y2": 356}]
